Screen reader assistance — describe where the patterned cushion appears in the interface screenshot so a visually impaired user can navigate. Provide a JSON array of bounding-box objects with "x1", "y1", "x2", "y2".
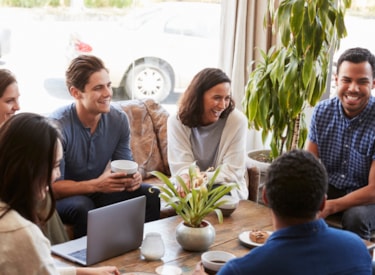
[{"x1": 118, "y1": 99, "x2": 170, "y2": 180}]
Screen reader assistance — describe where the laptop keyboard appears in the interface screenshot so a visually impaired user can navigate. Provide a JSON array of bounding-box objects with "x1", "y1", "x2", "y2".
[{"x1": 69, "y1": 248, "x2": 87, "y2": 262}]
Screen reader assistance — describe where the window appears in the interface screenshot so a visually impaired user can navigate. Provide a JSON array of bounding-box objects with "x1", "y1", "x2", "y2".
[{"x1": 0, "y1": 0, "x2": 221, "y2": 114}]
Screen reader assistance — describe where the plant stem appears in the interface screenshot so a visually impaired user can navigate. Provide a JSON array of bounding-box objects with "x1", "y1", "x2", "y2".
[{"x1": 291, "y1": 113, "x2": 300, "y2": 151}]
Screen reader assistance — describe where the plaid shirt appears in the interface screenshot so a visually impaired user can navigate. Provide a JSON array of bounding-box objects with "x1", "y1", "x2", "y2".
[{"x1": 308, "y1": 96, "x2": 375, "y2": 192}]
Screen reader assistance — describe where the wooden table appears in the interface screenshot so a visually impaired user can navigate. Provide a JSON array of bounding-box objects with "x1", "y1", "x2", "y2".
[{"x1": 54, "y1": 200, "x2": 374, "y2": 274}]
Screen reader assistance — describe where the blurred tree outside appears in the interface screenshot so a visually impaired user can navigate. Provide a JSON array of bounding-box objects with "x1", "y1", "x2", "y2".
[{"x1": 0, "y1": 0, "x2": 134, "y2": 8}]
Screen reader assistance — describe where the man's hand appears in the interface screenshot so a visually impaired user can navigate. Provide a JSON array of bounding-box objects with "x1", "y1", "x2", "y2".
[
  {"x1": 319, "y1": 199, "x2": 339, "y2": 218},
  {"x1": 124, "y1": 171, "x2": 142, "y2": 192},
  {"x1": 95, "y1": 170, "x2": 142, "y2": 193}
]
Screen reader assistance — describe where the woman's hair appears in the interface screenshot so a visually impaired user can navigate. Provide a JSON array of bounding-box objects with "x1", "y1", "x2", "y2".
[
  {"x1": 0, "y1": 69, "x2": 17, "y2": 98},
  {"x1": 0, "y1": 113, "x2": 62, "y2": 225},
  {"x1": 66, "y1": 54, "x2": 108, "y2": 92},
  {"x1": 177, "y1": 68, "x2": 235, "y2": 127}
]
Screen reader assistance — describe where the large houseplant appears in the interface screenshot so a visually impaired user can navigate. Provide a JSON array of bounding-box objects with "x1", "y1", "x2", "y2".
[
  {"x1": 151, "y1": 162, "x2": 237, "y2": 251},
  {"x1": 243, "y1": 0, "x2": 351, "y2": 160}
]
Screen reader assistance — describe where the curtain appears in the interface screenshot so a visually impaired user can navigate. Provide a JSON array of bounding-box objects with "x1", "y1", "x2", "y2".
[{"x1": 219, "y1": 0, "x2": 276, "y2": 150}]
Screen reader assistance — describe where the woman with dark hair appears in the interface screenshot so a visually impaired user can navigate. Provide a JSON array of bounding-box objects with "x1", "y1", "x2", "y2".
[
  {"x1": 0, "y1": 68, "x2": 69, "y2": 245},
  {"x1": 0, "y1": 69, "x2": 20, "y2": 126},
  {"x1": 0, "y1": 113, "x2": 119, "y2": 274},
  {"x1": 168, "y1": 68, "x2": 248, "y2": 199}
]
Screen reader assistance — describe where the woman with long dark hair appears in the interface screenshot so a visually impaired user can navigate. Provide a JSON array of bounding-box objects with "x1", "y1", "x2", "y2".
[{"x1": 0, "y1": 113, "x2": 119, "y2": 274}]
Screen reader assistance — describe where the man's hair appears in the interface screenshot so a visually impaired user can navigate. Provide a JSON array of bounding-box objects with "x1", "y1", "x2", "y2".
[
  {"x1": 0, "y1": 69, "x2": 17, "y2": 98},
  {"x1": 65, "y1": 54, "x2": 108, "y2": 92},
  {"x1": 177, "y1": 68, "x2": 235, "y2": 127},
  {"x1": 336, "y1": 47, "x2": 375, "y2": 78},
  {"x1": 265, "y1": 150, "x2": 328, "y2": 219}
]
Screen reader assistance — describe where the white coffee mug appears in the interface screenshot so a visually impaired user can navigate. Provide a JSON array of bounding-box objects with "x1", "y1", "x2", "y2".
[{"x1": 111, "y1": 160, "x2": 138, "y2": 177}]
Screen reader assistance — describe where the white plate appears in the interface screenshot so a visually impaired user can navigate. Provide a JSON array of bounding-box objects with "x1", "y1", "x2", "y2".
[{"x1": 238, "y1": 230, "x2": 273, "y2": 248}]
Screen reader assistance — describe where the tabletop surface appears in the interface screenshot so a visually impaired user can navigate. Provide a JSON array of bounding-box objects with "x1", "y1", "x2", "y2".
[
  {"x1": 54, "y1": 200, "x2": 273, "y2": 274},
  {"x1": 54, "y1": 200, "x2": 374, "y2": 274}
]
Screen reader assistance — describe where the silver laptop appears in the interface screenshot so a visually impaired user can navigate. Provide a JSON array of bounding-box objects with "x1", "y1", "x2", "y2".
[{"x1": 51, "y1": 196, "x2": 146, "y2": 266}]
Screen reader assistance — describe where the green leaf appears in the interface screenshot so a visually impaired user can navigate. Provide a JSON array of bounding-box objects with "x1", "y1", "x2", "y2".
[
  {"x1": 290, "y1": 0, "x2": 305, "y2": 37},
  {"x1": 343, "y1": 0, "x2": 352, "y2": 9},
  {"x1": 307, "y1": 1, "x2": 316, "y2": 23},
  {"x1": 335, "y1": 10, "x2": 347, "y2": 39},
  {"x1": 176, "y1": 175, "x2": 190, "y2": 195},
  {"x1": 214, "y1": 208, "x2": 223, "y2": 224},
  {"x1": 208, "y1": 165, "x2": 222, "y2": 186},
  {"x1": 277, "y1": 0, "x2": 293, "y2": 46},
  {"x1": 302, "y1": 9, "x2": 314, "y2": 54},
  {"x1": 312, "y1": 22, "x2": 324, "y2": 59},
  {"x1": 188, "y1": 162, "x2": 198, "y2": 184},
  {"x1": 302, "y1": 52, "x2": 313, "y2": 88}
]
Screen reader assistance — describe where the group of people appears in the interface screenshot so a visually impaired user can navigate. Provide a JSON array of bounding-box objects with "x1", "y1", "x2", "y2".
[{"x1": 0, "y1": 46, "x2": 375, "y2": 274}]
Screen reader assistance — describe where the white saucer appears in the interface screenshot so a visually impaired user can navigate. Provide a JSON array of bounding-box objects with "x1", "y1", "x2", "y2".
[{"x1": 238, "y1": 230, "x2": 273, "y2": 248}]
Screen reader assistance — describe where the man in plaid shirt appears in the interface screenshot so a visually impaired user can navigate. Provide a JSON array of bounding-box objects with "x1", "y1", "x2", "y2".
[{"x1": 307, "y1": 47, "x2": 375, "y2": 240}]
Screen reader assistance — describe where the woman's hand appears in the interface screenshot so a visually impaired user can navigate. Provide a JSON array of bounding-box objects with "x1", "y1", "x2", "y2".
[
  {"x1": 76, "y1": 265, "x2": 120, "y2": 275},
  {"x1": 192, "y1": 261, "x2": 208, "y2": 275},
  {"x1": 176, "y1": 174, "x2": 190, "y2": 197}
]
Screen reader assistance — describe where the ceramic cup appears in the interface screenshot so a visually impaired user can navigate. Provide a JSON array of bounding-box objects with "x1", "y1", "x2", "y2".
[
  {"x1": 201, "y1": 250, "x2": 236, "y2": 275},
  {"x1": 111, "y1": 160, "x2": 138, "y2": 178},
  {"x1": 218, "y1": 195, "x2": 239, "y2": 217}
]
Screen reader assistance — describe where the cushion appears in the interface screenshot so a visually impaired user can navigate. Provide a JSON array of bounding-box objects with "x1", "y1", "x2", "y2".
[{"x1": 118, "y1": 99, "x2": 170, "y2": 180}]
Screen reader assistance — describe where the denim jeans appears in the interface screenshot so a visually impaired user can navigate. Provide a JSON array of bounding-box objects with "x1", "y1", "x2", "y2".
[
  {"x1": 56, "y1": 183, "x2": 160, "y2": 238},
  {"x1": 328, "y1": 184, "x2": 375, "y2": 240}
]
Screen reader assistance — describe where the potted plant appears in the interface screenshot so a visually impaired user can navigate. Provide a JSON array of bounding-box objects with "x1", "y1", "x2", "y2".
[
  {"x1": 151, "y1": 163, "x2": 237, "y2": 251},
  {"x1": 243, "y1": 0, "x2": 351, "y2": 161}
]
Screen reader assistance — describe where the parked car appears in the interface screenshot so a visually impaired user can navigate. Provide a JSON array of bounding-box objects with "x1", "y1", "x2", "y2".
[{"x1": 66, "y1": 2, "x2": 221, "y2": 102}]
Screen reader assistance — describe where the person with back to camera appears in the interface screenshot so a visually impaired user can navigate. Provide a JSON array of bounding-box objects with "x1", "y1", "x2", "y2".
[
  {"x1": 49, "y1": 55, "x2": 160, "y2": 239},
  {"x1": 0, "y1": 112, "x2": 120, "y2": 274},
  {"x1": 0, "y1": 68, "x2": 69, "y2": 244},
  {"x1": 307, "y1": 47, "x2": 375, "y2": 240},
  {"x1": 167, "y1": 68, "x2": 248, "y2": 199},
  {"x1": 193, "y1": 150, "x2": 372, "y2": 275}
]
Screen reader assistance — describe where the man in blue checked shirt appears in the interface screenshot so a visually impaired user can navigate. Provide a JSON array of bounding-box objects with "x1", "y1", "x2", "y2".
[{"x1": 307, "y1": 47, "x2": 375, "y2": 240}]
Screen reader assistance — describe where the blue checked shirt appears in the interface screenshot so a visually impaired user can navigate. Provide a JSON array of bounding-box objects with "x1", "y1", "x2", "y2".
[{"x1": 308, "y1": 96, "x2": 375, "y2": 192}]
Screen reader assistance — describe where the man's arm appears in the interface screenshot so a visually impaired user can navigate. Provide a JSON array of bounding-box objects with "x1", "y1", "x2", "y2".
[
  {"x1": 307, "y1": 140, "x2": 375, "y2": 216},
  {"x1": 320, "y1": 160, "x2": 375, "y2": 217},
  {"x1": 306, "y1": 140, "x2": 319, "y2": 158},
  {"x1": 53, "y1": 178, "x2": 100, "y2": 199}
]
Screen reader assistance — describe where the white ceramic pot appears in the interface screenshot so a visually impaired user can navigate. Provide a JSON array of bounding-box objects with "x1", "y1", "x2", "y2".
[{"x1": 175, "y1": 220, "x2": 215, "y2": 251}]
